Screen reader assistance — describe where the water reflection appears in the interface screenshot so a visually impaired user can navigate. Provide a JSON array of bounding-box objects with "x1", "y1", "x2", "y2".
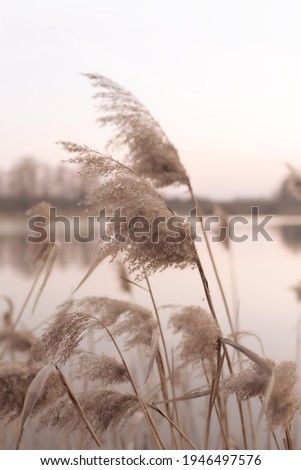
[
  {"x1": 1, "y1": 215, "x2": 301, "y2": 366},
  {"x1": 0, "y1": 232, "x2": 95, "y2": 276},
  {"x1": 1, "y1": 218, "x2": 301, "y2": 274}
]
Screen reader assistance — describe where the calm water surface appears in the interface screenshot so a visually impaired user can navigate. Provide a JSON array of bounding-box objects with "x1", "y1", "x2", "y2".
[
  {"x1": 1, "y1": 215, "x2": 301, "y2": 448},
  {"x1": 1, "y1": 215, "x2": 301, "y2": 364}
]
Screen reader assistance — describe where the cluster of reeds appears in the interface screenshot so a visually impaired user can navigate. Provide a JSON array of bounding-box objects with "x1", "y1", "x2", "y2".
[{"x1": 0, "y1": 75, "x2": 300, "y2": 450}]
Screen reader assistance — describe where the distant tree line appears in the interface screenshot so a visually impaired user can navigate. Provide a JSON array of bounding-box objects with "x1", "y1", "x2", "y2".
[
  {"x1": 0, "y1": 157, "x2": 300, "y2": 214},
  {"x1": 0, "y1": 157, "x2": 92, "y2": 212}
]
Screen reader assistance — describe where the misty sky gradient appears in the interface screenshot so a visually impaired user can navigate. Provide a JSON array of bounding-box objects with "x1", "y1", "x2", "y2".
[{"x1": 1, "y1": 0, "x2": 301, "y2": 199}]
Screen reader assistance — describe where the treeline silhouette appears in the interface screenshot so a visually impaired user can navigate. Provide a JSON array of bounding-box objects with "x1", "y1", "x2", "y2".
[
  {"x1": 1, "y1": 158, "x2": 301, "y2": 275},
  {"x1": 0, "y1": 157, "x2": 92, "y2": 212},
  {"x1": 0, "y1": 157, "x2": 301, "y2": 215}
]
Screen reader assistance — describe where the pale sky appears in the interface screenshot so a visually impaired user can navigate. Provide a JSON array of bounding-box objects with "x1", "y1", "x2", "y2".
[{"x1": 1, "y1": 0, "x2": 301, "y2": 199}]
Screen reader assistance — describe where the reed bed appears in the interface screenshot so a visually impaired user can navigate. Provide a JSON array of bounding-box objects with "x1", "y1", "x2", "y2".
[{"x1": 0, "y1": 75, "x2": 300, "y2": 450}]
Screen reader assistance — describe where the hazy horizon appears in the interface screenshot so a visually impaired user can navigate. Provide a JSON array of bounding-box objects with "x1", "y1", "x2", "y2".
[{"x1": 1, "y1": 0, "x2": 301, "y2": 200}]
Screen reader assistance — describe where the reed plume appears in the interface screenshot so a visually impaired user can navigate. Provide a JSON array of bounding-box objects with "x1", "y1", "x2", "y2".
[
  {"x1": 60, "y1": 142, "x2": 196, "y2": 278},
  {"x1": 0, "y1": 360, "x2": 65, "y2": 423},
  {"x1": 169, "y1": 306, "x2": 220, "y2": 364},
  {"x1": 73, "y1": 351, "x2": 129, "y2": 385},
  {"x1": 85, "y1": 73, "x2": 189, "y2": 187},
  {"x1": 38, "y1": 390, "x2": 139, "y2": 437},
  {"x1": 223, "y1": 360, "x2": 300, "y2": 429},
  {"x1": 30, "y1": 297, "x2": 158, "y2": 364}
]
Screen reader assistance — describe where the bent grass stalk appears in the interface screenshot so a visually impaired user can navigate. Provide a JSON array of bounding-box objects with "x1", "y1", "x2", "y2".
[
  {"x1": 194, "y1": 249, "x2": 248, "y2": 448},
  {"x1": 55, "y1": 367, "x2": 104, "y2": 449},
  {"x1": 144, "y1": 272, "x2": 182, "y2": 446},
  {"x1": 187, "y1": 181, "x2": 234, "y2": 333},
  {"x1": 97, "y1": 321, "x2": 166, "y2": 450}
]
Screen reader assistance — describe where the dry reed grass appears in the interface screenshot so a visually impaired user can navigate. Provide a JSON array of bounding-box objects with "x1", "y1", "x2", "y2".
[
  {"x1": 61, "y1": 141, "x2": 197, "y2": 279},
  {"x1": 85, "y1": 73, "x2": 189, "y2": 188},
  {"x1": 1, "y1": 75, "x2": 300, "y2": 451}
]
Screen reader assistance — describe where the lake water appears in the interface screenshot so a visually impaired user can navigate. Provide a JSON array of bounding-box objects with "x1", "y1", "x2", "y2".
[
  {"x1": 1, "y1": 214, "x2": 301, "y2": 449},
  {"x1": 1, "y1": 214, "x2": 301, "y2": 364}
]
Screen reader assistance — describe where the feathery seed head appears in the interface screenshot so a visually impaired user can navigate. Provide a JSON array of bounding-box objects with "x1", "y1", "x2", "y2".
[
  {"x1": 32, "y1": 297, "x2": 157, "y2": 364},
  {"x1": 73, "y1": 351, "x2": 129, "y2": 385},
  {"x1": 85, "y1": 73, "x2": 189, "y2": 187},
  {"x1": 169, "y1": 306, "x2": 220, "y2": 364},
  {"x1": 38, "y1": 390, "x2": 139, "y2": 436},
  {"x1": 223, "y1": 360, "x2": 300, "y2": 429},
  {"x1": 60, "y1": 142, "x2": 197, "y2": 278},
  {"x1": 0, "y1": 360, "x2": 65, "y2": 423},
  {"x1": 267, "y1": 361, "x2": 300, "y2": 429}
]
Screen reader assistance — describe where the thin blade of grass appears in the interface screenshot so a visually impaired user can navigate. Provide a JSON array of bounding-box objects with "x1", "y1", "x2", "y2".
[
  {"x1": 55, "y1": 366, "x2": 104, "y2": 449},
  {"x1": 228, "y1": 330, "x2": 265, "y2": 356},
  {"x1": 144, "y1": 272, "x2": 181, "y2": 448},
  {"x1": 120, "y1": 276, "x2": 149, "y2": 292},
  {"x1": 143, "y1": 326, "x2": 160, "y2": 386},
  {"x1": 154, "y1": 387, "x2": 211, "y2": 404},
  {"x1": 31, "y1": 244, "x2": 59, "y2": 315},
  {"x1": 15, "y1": 364, "x2": 54, "y2": 449},
  {"x1": 72, "y1": 250, "x2": 110, "y2": 294},
  {"x1": 150, "y1": 403, "x2": 198, "y2": 450},
  {"x1": 221, "y1": 338, "x2": 272, "y2": 375},
  {"x1": 256, "y1": 369, "x2": 276, "y2": 431},
  {"x1": 205, "y1": 350, "x2": 225, "y2": 449},
  {"x1": 98, "y1": 321, "x2": 166, "y2": 450}
]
